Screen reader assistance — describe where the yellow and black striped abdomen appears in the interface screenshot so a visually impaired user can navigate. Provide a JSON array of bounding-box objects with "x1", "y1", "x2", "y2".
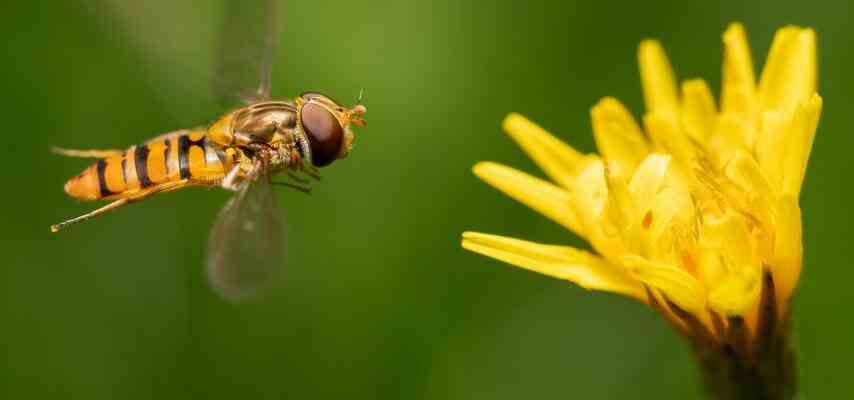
[{"x1": 64, "y1": 130, "x2": 229, "y2": 201}]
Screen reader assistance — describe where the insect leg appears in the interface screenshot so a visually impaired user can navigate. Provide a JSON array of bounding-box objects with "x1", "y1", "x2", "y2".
[
  {"x1": 51, "y1": 147, "x2": 124, "y2": 158},
  {"x1": 220, "y1": 166, "x2": 243, "y2": 191},
  {"x1": 300, "y1": 164, "x2": 322, "y2": 181},
  {"x1": 50, "y1": 180, "x2": 189, "y2": 232},
  {"x1": 270, "y1": 180, "x2": 311, "y2": 194},
  {"x1": 286, "y1": 171, "x2": 310, "y2": 184},
  {"x1": 50, "y1": 198, "x2": 132, "y2": 232}
]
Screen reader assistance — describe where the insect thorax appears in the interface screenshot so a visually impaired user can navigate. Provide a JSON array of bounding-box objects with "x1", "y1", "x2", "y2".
[{"x1": 208, "y1": 101, "x2": 307, "y2": 175}]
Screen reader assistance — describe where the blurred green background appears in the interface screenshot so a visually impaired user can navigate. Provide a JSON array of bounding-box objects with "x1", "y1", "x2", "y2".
[{"x1": 2, "y1": 0, "x2": 851, "y2": 398}]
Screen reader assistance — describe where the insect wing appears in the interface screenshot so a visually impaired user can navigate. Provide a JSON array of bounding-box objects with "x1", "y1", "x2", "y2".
[
  {"x1": 214, "y1": 0, "x2": 279, "y2": 106},
  {"x1": 206, "y1": 171, "x2": 283, "y2": 300}
]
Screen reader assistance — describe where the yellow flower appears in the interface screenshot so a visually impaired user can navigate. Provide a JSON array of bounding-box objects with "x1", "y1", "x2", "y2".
[{"x1": 462, "y1": 24, "x2": 820, "y2": 397}]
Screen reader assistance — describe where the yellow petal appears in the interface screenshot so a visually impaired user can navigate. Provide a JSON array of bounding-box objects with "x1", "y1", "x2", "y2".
[
  {"x1": 628, "y1": 153, "x2": 671, "y2": 223},
  {"x1": 758, "y1": 27, "x2": 817, "y2": 113},
  {"x1": 472, "y1": 162, "x2": 582, "y2": 237},
  {"x1": 572, "y1": 160, "x2": 625, "y2": 258},
  {"x1": 703, "y1": 211, "x2": 762, "y2": 316},
  {"x1": 643, "y1": 113, "x2": 696, "y2": 171},
  {"x1": 622, "y1": 154, "x2": 693, "y2": 260},
  {"x1": 755, "y1": 110, "x2": 791, "y2": 191},
  {"x1": 644, "y1": 186, "x2": 690, "y2": 248},
  {"x1": 721, "y1": 23, "x2": 757, "y2": 114},
  {"x1": 604, "y1": 161, "x2": 634, "y2": 228},
  {"x1": 710, "y1": 113, "x2": 750, "y2": 167},
  {"x1": 638, "y1": 40, "x2": 679, "y2": 115},
  {"x1": 502, "y1": 113, "x2": 591, "y2": 189},
  {"x1": 724, "y1": 150, "x2": 774, "y2": 203},
  {"x1": 461, "y1": 232, "x2": 646, "y2": 300},
  {"x1": 680, "y1": 79, "x2": 717, "y2": 144},
  {"x1": 631, "y1": 154, "x2": 695, "y2": 255},
  {"x1": 755, "y1": 94, "x2": 823, "y2": 195},
  {"x1": 704, "y1": 211, "x2": 755, "y2": 273},
  {"x1": 781, "y1": 94, "x2": 823, "y2": 196},
  {"x1": 571, "y1": 160, "x2": 608, "y2": 233},
  {"x1": 723, "y1": 150, "x2": 775, "y2": 251},
  {"x1": 620, "y1": 254, "x2": 704, "y2": 313},
  {"x1": 604, "y1": 162, "x2": 642, "y2": 253},
  {"x1": 696, "y1": 246, "x2": 725, "y2": 291},
  {"x1": 708, "y1": 271, "x2": 761, "y2": 316},
  {"x1": 591, "y1": 97, "x2": 650, "y2": 173},
  {"x1": 770, "y1": 195, "x2": 803, "y2": 312}
]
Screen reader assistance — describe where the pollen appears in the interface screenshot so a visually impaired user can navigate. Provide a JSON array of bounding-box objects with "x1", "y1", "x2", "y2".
[{"x1": 642, "y1": 211, "x2": 653, "y2": 229}]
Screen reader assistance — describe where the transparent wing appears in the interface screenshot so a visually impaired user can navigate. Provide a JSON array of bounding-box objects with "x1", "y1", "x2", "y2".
[
  {"x1": 206, "y1": 166, "x2": 283, "y2": 301},
  {"x1": 214, "y1": 0, "x2": 279, "y2": 106}
]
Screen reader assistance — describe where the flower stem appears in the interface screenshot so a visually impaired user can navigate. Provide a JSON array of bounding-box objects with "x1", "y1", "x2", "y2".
[
  {"x1": 694, "y1": 273, "x2": 797, "y2": 399},
  {"x1": 693, "y1": 319, "x2": 796, "y2": 399}
]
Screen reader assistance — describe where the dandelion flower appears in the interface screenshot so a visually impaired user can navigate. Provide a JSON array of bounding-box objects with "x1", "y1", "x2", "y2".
[{"x1": 462, "y1": 23, "x2": 821, "y2": 399}]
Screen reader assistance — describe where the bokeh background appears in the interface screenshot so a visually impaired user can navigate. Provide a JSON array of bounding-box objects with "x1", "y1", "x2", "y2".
[{"x1": 2, "y1": 0, "x2": 851, "y2": 398}]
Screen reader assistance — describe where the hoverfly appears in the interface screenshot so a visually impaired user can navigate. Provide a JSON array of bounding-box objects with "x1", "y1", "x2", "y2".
[{"x1": 51, "y1": 0, "x2": 366, "y2": 300}]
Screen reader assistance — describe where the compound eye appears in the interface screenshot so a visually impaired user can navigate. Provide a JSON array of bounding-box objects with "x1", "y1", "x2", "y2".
[{"x1": 300, "y1": 102, "x2": 343, "y2": 167}]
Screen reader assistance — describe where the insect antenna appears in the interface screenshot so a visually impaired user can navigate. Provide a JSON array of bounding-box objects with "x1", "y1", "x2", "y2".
[{"x1": 355, "y1": 88, "x2": 366, "y2": 106}]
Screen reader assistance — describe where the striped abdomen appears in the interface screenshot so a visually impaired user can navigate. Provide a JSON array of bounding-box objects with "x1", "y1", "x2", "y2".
[{"x1": 64, "y1": 130, "x2": 230, "y2": 201}]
